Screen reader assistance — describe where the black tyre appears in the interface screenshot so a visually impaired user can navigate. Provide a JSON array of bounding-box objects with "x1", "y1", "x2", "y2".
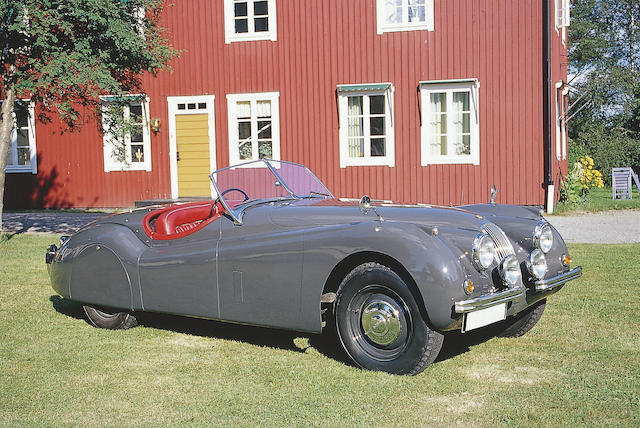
[
  {"x1": 497, "y1": 299, "x2": 546, "y2": 338},
  {"x1": 334, "y1": 263, "x2": 443, "y2": 375},
  {"x1": 83, "y1": 305, "x2": 138, "y2": 330}
]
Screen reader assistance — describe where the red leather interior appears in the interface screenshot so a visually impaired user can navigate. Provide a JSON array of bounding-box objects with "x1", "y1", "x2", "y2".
[{"x1": 143, "y1": 201, "x2": 223, "y2": 240}]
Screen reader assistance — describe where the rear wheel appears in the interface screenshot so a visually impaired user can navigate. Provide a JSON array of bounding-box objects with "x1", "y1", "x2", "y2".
[
  {"x1": 334, "y1": 263, "x2": 443, "y2": 375},
  {"x1": 83, "y1": 305, "x2": 138, "y2": 330},
  {"x1": 497, "y1": 299, "x2": 546, "y2": 338}
]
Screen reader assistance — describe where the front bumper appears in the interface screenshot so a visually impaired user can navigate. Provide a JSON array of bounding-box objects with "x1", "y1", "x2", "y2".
[
  {"x1": 534, "y1": 266, "x2": 582, "y2": 291},
  {"x1": 454, "y1": 266, "x2": 583, "y2": 314},
  {"x1": 454, "y1": 287, "x2": 524, "y2": 313}
]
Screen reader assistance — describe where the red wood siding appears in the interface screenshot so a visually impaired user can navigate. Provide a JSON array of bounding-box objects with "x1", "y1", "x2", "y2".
[{"x1": 4, "y1": 0, "x2": 568, "y2": 208}]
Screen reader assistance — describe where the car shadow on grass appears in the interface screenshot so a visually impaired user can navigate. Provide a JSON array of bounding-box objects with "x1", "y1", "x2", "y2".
[
  {"x1": 49, "y1": 295, "x2": 355, "y2": 366},
  {"x1": 49, "y1": 295, "x2": 499, "y2": 369}
]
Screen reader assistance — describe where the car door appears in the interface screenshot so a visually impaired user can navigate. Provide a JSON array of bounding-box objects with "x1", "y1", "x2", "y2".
[
  {"x1": 138, "y1": 220, "x2": 221, "y2": 319},
  {"x1": 216, "y1": 204, "x2": 304, "y2": 330}
]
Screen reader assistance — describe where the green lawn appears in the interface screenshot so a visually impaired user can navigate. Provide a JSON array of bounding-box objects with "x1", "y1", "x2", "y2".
[
  {"x1": 1, "y1": 235, "x2": 638, "y2": 427},
  {"x1": 554, "y1": 186, "x2": 640, "y2": 214}
]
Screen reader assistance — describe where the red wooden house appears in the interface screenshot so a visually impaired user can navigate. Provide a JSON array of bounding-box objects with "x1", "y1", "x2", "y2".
[{"x1": 4, "y1": 0, "x2": 571, "y2": 209}]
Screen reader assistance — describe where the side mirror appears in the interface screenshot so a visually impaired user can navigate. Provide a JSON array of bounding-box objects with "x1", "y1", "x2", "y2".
[{"x1": 359, "y1": 195, "x2": 372, "y2": 214}]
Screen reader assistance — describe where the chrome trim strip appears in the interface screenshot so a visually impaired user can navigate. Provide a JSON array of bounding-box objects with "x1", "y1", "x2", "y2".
[
  {"x1": 535, "y1": 266, "x2": 582, "y2": 292},
  {"x1": 455, "y1": 287, "x2": 525, "y2": 313}
]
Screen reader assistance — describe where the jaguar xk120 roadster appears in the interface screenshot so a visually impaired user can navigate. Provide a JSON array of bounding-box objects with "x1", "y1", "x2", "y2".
[{"x1": 46, "y1": 159, "x2": 581, "y2": 375}]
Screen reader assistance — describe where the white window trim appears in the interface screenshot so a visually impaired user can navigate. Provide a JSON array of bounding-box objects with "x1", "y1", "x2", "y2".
[
  {"x1": 226, "y1": 92, "x2": 280, "y2": 168},
  {"x1": 167, "y1": 95, "x2": 217, "y2": 199},
  {"x1": 224, "y1": 0, "x2": 277, "y2": 43},
  {"x1": 4, "y1": 99, "x2": 37, "y2": 174},
  {"x1": 420, "y1": 79, "x2": 480, "y2": 166},
  {"x1": 556, "y1": 81, "x2": 568, "y2": 161},
  {"x1": 555, "y1": 0, "x2": 570, "y2": 45},
  {"x1": 101, "y1": 95, "x2": 152, "y2": 172},
  {"x1": 376, "y1": 0, "x2": 434, "y2": 34},
  {"x1": 338, "y1": 84, "x2": 395, "y2": 168}
]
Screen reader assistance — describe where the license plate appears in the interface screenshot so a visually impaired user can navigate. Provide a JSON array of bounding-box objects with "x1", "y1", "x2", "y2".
[{"x1": 462, "y1": 303, "x2": 506, "y2": 333}]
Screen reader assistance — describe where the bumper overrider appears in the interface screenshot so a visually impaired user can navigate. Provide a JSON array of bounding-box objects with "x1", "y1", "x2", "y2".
[{"x1": 455, "y1": 266, "x2": 582, "y2": 314}]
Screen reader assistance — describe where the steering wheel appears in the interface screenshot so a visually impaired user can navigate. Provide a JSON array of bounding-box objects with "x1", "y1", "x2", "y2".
[{"x1": 220, "y1": 188, "x2": 249, "y2": 203}]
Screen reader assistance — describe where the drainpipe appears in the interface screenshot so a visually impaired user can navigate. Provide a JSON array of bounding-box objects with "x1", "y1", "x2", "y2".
[{"x1": 543, "y1": 0, "x2": 554, "y2": 213}]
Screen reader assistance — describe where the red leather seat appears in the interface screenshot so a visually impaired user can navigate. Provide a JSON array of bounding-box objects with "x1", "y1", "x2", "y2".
[{"x1": 143, "y1": 201, "x2": 223, "y2": 240}]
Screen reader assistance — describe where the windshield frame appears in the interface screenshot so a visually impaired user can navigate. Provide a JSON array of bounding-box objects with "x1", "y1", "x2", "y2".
[{"x1": 210, "y1": 159, "x2": 334, "y2": 224}]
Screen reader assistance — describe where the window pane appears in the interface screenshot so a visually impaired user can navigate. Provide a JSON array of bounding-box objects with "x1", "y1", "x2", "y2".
[
  {"x1": 254, "y1": 17, "x2": 268, "y2": 32},
  {"x1": 257, "y1": 100, "x2": 271, "y2": 117},
  {"x1": 198, "y1": 102, "x2": 207, "y2": 109},
  {"x1": 385, "y1": 0, "x2": 402, "y2": 24},
  {"x1": 453, "y1": 91, "x2": 470, "y2": 111},
  {"x1": 370, "y1": 117, "x2": 385, "y2": 136},
  {"x1": 258, "y1": 141, "x2": 272, "y2": 158},
  {"x1": 187, "y1": 103, "x2": 196, "y2": 110},
  {"x1": 370, "y1": 95, "x2": 385, "y2": 115},
  {"x1": 16, "y1": 129, "x2": 29, "y2": 147},
  {"x1": 235, "y1": 18, "x2": 248, "y2": 33},
  {"x1": 348, "y1": 96, "x2": 363, "y2": 115},
  {"x1": 15, "y1": 109, "x2": 28, "y2": 129},
  {"x1": 462, "y1": 112, "x2": 470, "y2": 133},
  {"x1": 258, "y1": 120, "x2": 272, "y2": 138},
  {"x1": 371, "y1": 138, "x2": 385, "y2": 157},
  {"x1": 130, "y1": 104, "x2": 142, "y2": 122},
  {"x1": 430, "y1": 93, "x2": 446, "y2": 112},
  {"x1": 234, "y1": 2, "x2": 248, "y2": 17},
  {"x1": 348, "y1": 138, "x2": 364, "y2": 158},
  {"x1": 239, "y1": 141, "x2": 253, "y2": 160},
  {"x1": 178, "y1": 103, "x2": 186, "y2": 110},
  {"x1": 17, "y1": 147, "x2": 30, "y2": 165},
  {"x1": 254, "y1": 1, "x2": 268, "y2": 15},
  {"x1": 348, "y1": 116, "x2": 363, "y2": 138},
  {"x1": 131, "y1": 144, "x2": 144, "y2": 162},
  {"x1": 456, "y1": 135, "x2": 471, "y2": 155},
  {"x1": 131, "y1": 126, "x2": 143, "y2": 143},
  {"x1": 237, "y1": 101, "x2": 251, "y2": 119},
  {"x1": 238, "y1": 121, "x2": 251, "y2": 140},
  {"x1": 431, "y1": 135, "x2": 447, "y2": 156}
]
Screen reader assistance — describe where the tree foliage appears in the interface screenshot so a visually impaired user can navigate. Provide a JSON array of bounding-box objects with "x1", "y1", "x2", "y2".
[
  {"x1": 0, "y1": 0, "x2": 177, "y2": 230},
  {"x1": 568, "y1": 0, "x2": 640, "y2": 180}
]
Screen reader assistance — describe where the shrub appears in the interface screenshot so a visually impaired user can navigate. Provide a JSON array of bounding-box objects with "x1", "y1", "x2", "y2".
[{"x1": 560, "y1": 155, "x2": 604, "y2": 205}]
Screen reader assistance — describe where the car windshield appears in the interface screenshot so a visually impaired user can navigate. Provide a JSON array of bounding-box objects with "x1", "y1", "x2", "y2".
[{"x1": 210, "y1": 159, "x2": 333, "y2": 222}]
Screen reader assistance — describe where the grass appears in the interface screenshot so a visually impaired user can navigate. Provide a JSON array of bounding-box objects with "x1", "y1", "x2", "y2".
[
  {"x1": 1, "y1": 235, "x2": 638, "y2": 427},
  {"x1": 554, "y1": 186, "x2": 640, "y2": 214}
]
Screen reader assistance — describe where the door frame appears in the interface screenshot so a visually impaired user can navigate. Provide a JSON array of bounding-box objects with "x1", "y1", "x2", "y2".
[{"x1": 167, "y1": 95, "x2": 216, "y2": 199}]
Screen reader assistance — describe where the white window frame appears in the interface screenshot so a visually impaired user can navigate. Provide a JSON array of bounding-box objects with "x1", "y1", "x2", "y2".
[
  {"x1": 224, "y1": 0, "x2": 277, "y2": 43},
  {"x1": 101, "y1": 95, "x2": 152, "y2": 172},
  {"x1": 555, "y1": 0, "x2": 570, "y2": 45},
  {"x1": 556, "y1": 81, "x2": 568, "y2": 161},
  {"x1": 420, "y1": 79, "x2": 480, "y2": 166},
  {"x1": 226, "y1": 92, "x2": 280, "y2": 167},
  {"x1": 376, "y1": 0, "x2": 434, "y2": 34},
  {"x1": 338, "y1": 84, "x2": 395, "y2": 168},
  {"x1": 4, "y1": 99, "x2": 37, "y2": 174}
]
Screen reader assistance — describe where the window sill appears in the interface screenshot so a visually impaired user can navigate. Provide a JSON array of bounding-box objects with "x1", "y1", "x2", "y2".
[
  {"x1": 105, "y1": 164, "x2": 152, "y2": 172},
  {"x1": 340, "y1": 158, "x2": 395, "y2": 168},
  {"x1": 225, "y1": 33, "x2": 277, "y2": 44},
  {"x1": 5, "y1": 166, "x2": 36, "y2": 174},
  {"x1": 377, "y1": 23, "x2": 433, "y2": 34},
  {"x1": 421, "y1": 157, "x2": 479, "y2": 166}
]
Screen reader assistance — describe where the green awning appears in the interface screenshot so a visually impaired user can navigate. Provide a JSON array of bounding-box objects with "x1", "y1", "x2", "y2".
[
  {"x1": 337, "y1": 83, "x2": 392, "y2": 93},
  {"x1": 419, "y1": 78, "x2": 479, "y2": 87},
  {"x1": 99, "y1": 94, "x2": 147, "y2": 103}
]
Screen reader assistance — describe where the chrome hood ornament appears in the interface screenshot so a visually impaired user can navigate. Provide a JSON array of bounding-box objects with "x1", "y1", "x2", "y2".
[{"x1": 489, "y1": 184, "x2": 498, "y2": 205}]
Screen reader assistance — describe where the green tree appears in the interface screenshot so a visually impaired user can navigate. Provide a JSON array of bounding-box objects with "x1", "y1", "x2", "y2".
[
  {"x1": 568, "y1": 0, "x2": 640, "y2": 179},
  {"x1": 0, "y1": 0, "x2": 176, "y2": 231}
]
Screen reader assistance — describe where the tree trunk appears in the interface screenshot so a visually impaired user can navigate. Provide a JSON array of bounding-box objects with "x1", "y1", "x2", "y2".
[{"x1": 0, "y1": 88, "x2": 17, "y2": 234}]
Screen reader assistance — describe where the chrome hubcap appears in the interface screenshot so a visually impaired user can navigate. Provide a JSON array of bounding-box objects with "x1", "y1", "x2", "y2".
[{"x1": 361, "y1": 299, "x2": 402, "y2": 346}]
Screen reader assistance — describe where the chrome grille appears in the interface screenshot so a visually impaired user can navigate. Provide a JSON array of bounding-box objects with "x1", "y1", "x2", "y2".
[{"x1": 482, "y1": 222, "x2": 516, "y2": 260}]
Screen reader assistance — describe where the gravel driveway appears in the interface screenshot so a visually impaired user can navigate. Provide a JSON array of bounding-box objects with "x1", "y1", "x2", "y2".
[
  {"x1": 3, "y1": 209, "x2": 639, "y2": 244},
  {"x1": 544, "y1": 210, "x2": 640, "y2": 244}
]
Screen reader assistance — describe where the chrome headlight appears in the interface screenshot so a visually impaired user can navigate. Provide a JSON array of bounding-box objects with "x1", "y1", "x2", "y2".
[
  {"x1": 472, "y1": 233, "x2": 496, "y2": 271},
  {"x1": 534, "y1": 221, "x2": 553, "y2": 253},
  {"x1": 526, "y1": 249, "x2": 548, "y2": 280},
  {"x1": 499, "y1": 255, "x2": 521, "y2": 287}
]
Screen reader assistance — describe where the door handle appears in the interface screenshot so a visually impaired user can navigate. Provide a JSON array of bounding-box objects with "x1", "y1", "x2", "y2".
[{"x1": 177, "y1": 151, "x2": 180, "y2": 161}]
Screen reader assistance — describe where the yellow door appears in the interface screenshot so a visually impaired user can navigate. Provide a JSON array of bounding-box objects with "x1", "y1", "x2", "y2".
[{"x1": 176, "y1": 114, "x2": 211, "y2": 197}]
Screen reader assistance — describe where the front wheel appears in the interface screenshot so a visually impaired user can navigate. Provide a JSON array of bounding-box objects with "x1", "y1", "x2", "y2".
[
  {"x1": 83, "y1": 305, "x2": 138, "y2": 330},
  {"x1": 334, "y1": 263, "x2": 443, "y2": 375}
]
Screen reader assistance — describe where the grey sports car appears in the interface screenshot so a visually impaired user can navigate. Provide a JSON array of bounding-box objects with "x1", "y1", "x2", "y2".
[{"x1": 46, "y1": 159, "x2": 581, "y2": 375}]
